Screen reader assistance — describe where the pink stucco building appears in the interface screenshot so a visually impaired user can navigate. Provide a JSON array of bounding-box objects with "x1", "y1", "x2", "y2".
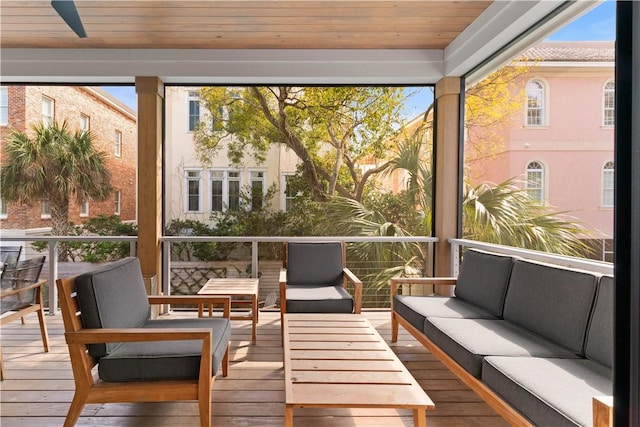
[{"x1": 469, "y1": 41, "x2": 615, "y2": 260}]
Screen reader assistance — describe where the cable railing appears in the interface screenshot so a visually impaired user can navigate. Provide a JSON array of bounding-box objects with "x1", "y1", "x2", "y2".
[
  {"x1": 0, "y1": 234, "x2": 437, "y2": 313},
  {"x1": 0, "y1": 234, "x2": 613, "y2": 314}
]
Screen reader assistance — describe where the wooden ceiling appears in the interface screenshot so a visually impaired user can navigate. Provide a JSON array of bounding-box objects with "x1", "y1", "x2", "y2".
[{"x1": 0, "y1": 1, "x2": 493, "y2": 50}]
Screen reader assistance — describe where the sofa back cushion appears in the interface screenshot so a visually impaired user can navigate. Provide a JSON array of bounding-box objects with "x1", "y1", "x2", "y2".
[
  {"x1": 454, "y1": 249, "x2": 515, "y2": 317},
  {"x1": 286, "y1": 242, "x2": 344, "y2": 286},
  {"x1": 75, "y1": 257, "x2": 151, "y2": 358},
  {"x1": 503, "y1": 260, "x2": 598, "y2": 355},
  {"x1": 585, "y1": 276, "x2": 614, "y2": 367}
]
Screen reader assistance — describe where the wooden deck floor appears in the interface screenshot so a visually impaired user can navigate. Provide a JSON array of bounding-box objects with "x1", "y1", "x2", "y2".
[{"x1": 0, "y1": 310, "x2": 509, "y2": 427}]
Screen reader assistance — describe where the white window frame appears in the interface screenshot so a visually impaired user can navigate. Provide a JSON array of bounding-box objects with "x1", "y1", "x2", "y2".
[
  {"x1": 0, "y1": 198, "x2": 8, "y2": 219},
  {"x1": 114, "y1": 130, "x2": 122, "y2": 157},
  {"x1": 0, "y1": 86, "x2": 8, "y2": 126},
  {"x1": 525, "y1": 79, "x2": 546, "y2": 127},
  {"x1": 281, "y1": 172, "x2": 296, "y2": 212},
  {"x1": 80, "y1": 113, "x2": 90, "y2": 131},
  {"x1": 41, "y1": 198, "x2": 51, "y2": 219},
  {"x1": 603, "y1": 80, "x2": 615, "y2": 127},
  {"x1": 525, "y1": 160, "x2": 545, "y2": 203},
  {"x1": 188, "y1": 91, "x2": 200, "y2": 132},
  {"x1": 249, "y1": 170, "x2": 267, "y2": 211},
  {"x1": 80, "y1": 197, "x2": 89, "y2": 217},
  {"x1": 601, "y1": 161, "x2": 615, "y2": 208},
  {"x1": 114, "y1": 191, "x2": 121, "y2": 215},
  {"x1": 209, "y1": 169, "x2": 242, "y2": 212},
  {"x1": 184, "y1": 169, "x2": 203, "y2": 213},
  {"x1": 42, "y1": 96, "x2": 54, "y2": 126}
]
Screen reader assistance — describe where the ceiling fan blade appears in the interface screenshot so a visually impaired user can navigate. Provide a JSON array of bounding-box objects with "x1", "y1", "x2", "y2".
[{"x1": 51, "y1": 0, "x2": 87, "y2": 38}]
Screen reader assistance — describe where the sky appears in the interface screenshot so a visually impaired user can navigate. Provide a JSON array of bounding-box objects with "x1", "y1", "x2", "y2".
[{"x1": 103, "y1": 1, "x2": 616, "y2": 114}]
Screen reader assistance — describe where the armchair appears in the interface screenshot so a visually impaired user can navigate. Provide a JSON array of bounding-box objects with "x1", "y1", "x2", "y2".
[
  {"x1": 0, "y1": 256, "x2": 49, "y2": 380},
  {"x1": 56, "y1": 257, "x2": 231, "y2": 427},
  {"x1": 0, "y1": 245, "x2": 22, "y2": 268},
  {"x1": 279, "y1": 242, "x2": 362, "y2": 333}
]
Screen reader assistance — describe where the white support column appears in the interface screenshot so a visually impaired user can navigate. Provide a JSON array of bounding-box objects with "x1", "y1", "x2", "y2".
[{"x1": 47, "y1": 241, "x2": 58, "y2": 315}]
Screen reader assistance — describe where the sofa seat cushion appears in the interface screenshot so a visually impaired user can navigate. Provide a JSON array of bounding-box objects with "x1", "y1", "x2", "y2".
[
  {"x1": 424, "y1": 317, "x2": 579, "y2": 378},
  {"x1": 98, "y1": 317, "x2": 231, "y2": 382},
  {"x1": 483, "y1": 356, "x2": 612, "y2": 427},
  {"x1": 286, "y1": 285, "x2": 354, "y2": 313},
  {"x1": 394, "y1": 295, "x2": 498, "y2": 331}
]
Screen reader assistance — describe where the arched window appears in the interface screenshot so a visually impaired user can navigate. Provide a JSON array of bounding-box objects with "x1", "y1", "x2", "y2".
[
  {"x1": 602, "y1": 161, "x2": 615, "y2": 207},
  {"x1": 525, "y1": 80, "x2": 545, "y2": 126},
  {"x1": 525, "y1": 161, "x2": 545, "y2": 202},
  {"x1": 603, "y1": 80, "x2": 615, "y2": 127}
]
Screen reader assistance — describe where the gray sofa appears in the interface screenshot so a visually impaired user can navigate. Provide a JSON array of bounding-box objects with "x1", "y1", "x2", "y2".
[{"x1": 391, "y1": 249, "x2": 613, "y2": 427}]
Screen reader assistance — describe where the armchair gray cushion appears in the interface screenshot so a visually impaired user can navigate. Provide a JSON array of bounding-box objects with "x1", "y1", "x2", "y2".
[
  {"x1": 285, "y1": 285, "x2": 354, "y2": 313},
  {"x1": 99, "y1": 317, "x2": 231, "y2": 381},
  {"x1": 75, "y1": 257, "x2": 231, "y2": 382},
  {"x1": 286, "y1": 242, "x2": 344, "y2": 286},
  {"x1": 75, "y1": 257, "x2": 151, "y2": 357}
]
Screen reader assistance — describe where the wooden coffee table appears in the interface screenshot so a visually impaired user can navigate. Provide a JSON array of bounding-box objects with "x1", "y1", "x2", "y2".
[
  {"x1": 197, "y1": 278, "x2": 259, "y2": 344},
  {"x1": 283, "y1": 313, "x2": 435, "y2": 426}
]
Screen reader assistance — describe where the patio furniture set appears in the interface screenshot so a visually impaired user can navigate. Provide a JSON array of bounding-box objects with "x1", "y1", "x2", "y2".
[{"x1": 1, "y1": 242, "x2": 612, "y2": 426}]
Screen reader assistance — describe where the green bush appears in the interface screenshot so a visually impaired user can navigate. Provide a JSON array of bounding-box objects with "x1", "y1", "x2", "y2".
[{"x1": 32, "y1": 215, "x2": 137, "y2": 263}]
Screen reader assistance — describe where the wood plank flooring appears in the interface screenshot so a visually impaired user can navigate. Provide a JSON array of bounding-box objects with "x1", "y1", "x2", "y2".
[{"x1": 0, "y1": 310, "x2": 509, "y2": 426}]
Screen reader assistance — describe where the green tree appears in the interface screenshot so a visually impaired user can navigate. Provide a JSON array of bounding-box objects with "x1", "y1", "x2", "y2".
[
  {"x1": 194, "y1": 86, "x2": 406, "y2": 202},
  {"x1": 1, "y1": 121, "x2": 112, "y2": 241},
  {"x1": 321, "y1": 136, "x2": 590, "y2": 292}
]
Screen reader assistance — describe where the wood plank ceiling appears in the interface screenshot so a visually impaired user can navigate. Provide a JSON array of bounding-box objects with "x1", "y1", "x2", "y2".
[{"x1": 0, "y1": 1, "x2": 493, "y2": 50}]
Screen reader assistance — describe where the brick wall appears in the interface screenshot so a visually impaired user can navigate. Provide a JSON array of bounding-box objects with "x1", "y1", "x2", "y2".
[{"x1": 1, "y1": 86, "x2": 137, "y2": 231}]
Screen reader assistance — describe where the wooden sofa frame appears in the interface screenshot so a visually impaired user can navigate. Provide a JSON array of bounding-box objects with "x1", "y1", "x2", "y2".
[
  {"x1": 390, "y1": 277, "x2": 614, "y2": 427},
  {"x1": 56, "y1": 276, "x2": 231, "y2": 427}
]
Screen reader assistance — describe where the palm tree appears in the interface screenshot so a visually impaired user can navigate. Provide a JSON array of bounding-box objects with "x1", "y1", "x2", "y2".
[
  {"x1": 1, "y1": 120, "x2": 113, "y2": 243},
  {"x1": 463, "y1": 178, "x2": 590, "y2": 255},
  {"x1": 322, "y1": 136, "x2": 590, "y2": 294}
]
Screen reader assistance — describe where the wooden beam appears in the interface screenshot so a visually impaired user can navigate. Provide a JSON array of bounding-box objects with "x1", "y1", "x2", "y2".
[
  {"x1": 135, "y1": 76, "x2": 164, "y2": 289},
  {"x1": 433, "y1": 77, "x2": 461, "y2": 295}
]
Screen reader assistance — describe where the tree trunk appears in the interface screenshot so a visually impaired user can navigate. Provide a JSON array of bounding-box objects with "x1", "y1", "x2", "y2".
[{"x1": 50, "y1": 196, "x2": 72, "y2": 261}]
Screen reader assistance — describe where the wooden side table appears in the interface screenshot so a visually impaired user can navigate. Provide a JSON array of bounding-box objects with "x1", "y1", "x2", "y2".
[{"x1": 197, "y1": 278, "x2": 260, "y2": 344}]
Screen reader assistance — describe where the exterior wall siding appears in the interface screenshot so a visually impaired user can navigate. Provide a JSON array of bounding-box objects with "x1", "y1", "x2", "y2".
[
  {"x1": 164, "y1": 87, "x2": 299, "y2": 225},
  {"x1": 470, "y1": 59, "x2": 614, "y2": 240}
]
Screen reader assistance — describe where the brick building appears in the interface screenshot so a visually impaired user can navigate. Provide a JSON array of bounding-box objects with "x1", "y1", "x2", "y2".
[{"x1": 0, "y1": 86, "x2": 137, "y2": 232}]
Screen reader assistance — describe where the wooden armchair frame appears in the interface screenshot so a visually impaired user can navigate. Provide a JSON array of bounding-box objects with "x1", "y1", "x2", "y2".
[
  {"x1": 279, "y1": 242, "x2": 362, "y2": 337},
  {"x1": 0, "y1": 279, "x2": 50, "y2": 380},
  {"x1": 56, "y1": 276, "x2": 231, "y2": 427}
]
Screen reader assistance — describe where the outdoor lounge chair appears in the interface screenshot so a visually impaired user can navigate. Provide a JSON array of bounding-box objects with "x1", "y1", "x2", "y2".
[
  {"x1": 56, "y1": 257, "x2": 232, "y2": 427},
  {"x1": 0, "y1": 246, "x2": 22, "y2": 268},
  {"x1": 0, "y1": 255, "x2": 49, "y2": 380},
  {"x1": 279, "y1": 242, "x2": 362, "y2": 334}
]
